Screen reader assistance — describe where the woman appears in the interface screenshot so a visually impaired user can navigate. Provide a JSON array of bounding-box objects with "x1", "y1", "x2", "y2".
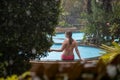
[{"x1": 49, "y1": 31, "x2": 82, "y2": 60}]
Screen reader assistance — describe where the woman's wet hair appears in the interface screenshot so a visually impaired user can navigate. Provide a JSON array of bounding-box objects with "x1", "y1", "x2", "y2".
[{"x1": 65, "y1": 31, "x2": 73, "y2": 45}]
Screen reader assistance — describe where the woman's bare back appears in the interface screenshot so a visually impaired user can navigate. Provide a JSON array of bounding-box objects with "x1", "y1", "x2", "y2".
[{"x1": 62, "y1": 38, "x2": 77, "y2": 56}]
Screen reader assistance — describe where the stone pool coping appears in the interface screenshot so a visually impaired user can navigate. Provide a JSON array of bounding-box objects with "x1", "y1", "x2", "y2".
[
  {"x1": 55, "y1": 27, "x2": 79, "y2": 33},
  {"x1": 30, "y1": 59, "x2": 98, "y2": 64},
  {"x1": 30, "y1": 56, "x2": 100, "y2": 63},
  {"x1": 54, "y1": 42, "x2": 99, "y2": 48}
]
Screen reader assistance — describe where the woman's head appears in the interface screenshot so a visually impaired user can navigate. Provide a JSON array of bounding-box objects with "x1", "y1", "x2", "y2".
[
  {"x1": 65, "y1": 31, "x2": 72, "y2": 38},
  {"x1": 65, "y1": 31, "x2": 73, "y2": 45}
]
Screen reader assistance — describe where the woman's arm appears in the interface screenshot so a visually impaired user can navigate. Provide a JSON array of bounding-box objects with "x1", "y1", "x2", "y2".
[
  {"x1": 49, "y1": 49, "x2": 62, "y2": 52},
  {"x1": 75, "y1": 43, "x2": 81, "y2": 59},
  {"x1": 49, "y1": 41, "x2": 67, "y2": 52}
]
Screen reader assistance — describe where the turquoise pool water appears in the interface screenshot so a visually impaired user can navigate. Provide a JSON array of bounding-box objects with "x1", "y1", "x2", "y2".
[
  {"x1": 53, "y1": 32, "x2": 84, "y2": 43},
  {"x1": 41, "y1": 44, "x2": 103, "y2": 60}
]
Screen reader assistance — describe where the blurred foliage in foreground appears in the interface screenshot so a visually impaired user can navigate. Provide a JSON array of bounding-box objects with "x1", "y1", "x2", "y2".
[
  {"x1": 0, "y1": 0, "x2": 61, "y2": 77},
  {"x1": 100, "y1": 42, "x2": 120, "y2": 64},
  {"x1": 99, "y1": 42, "x2": 120, "y2": 65}
]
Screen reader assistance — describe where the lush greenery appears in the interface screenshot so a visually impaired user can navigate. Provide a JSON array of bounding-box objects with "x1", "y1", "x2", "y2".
[
  {"x1": 0, "y1": 0, "x2": 120, "y2": 79},
  {"x1": 58, "y1": 0, "x2": 120, "y2": 44},
  {"x1": 84, "y1": 0, "x2": 120, "y2": 44},
  {"x1": 110, "y1": 1, "x2": 120, "y2": 41},
  {"x1": 0, "y1": 0, "x2": 61, "y2": 77}
]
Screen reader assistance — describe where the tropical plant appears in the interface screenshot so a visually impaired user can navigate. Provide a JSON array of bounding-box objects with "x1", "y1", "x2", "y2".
[{"x1": 99, "y1": 42, "x2": 120, "y2": 65}]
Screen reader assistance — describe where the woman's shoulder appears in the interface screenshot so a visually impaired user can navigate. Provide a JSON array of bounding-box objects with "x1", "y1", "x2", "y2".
[
  {"x1": 73, "y1": 39, "x2": 77, "y2": 42},
  {"x1": 64, "y1": 38, "x2": 69, "y2": 42},
  {"x1": 63, "y1": 39, "x2": 69, "y2": 43}
]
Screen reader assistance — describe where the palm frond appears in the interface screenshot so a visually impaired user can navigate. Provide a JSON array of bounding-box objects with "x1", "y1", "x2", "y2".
[{"x1": 99, "y1": 42, "x2": 120, "y2": 64}]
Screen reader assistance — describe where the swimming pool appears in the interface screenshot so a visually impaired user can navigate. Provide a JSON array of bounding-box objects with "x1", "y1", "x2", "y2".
[
  {"x1": 40, "y1": 32, "x2": 103, "y2": 61},
  {"x1": 40, "y1": 44, "x2": 103, "y2": 61}
]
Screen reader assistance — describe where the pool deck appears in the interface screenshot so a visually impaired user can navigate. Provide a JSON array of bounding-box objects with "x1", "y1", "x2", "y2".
[
  {"x1": 30, "y1": 59, "x2": 98, "y2": 74},
  {"x1": 30, "y1": 60, "x2": 98, "y2": 71}
]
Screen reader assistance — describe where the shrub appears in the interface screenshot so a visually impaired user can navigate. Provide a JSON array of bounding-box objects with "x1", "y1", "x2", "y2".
[{"x1": 0, "y1": 0, "x2": 61, "y2": 77}]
